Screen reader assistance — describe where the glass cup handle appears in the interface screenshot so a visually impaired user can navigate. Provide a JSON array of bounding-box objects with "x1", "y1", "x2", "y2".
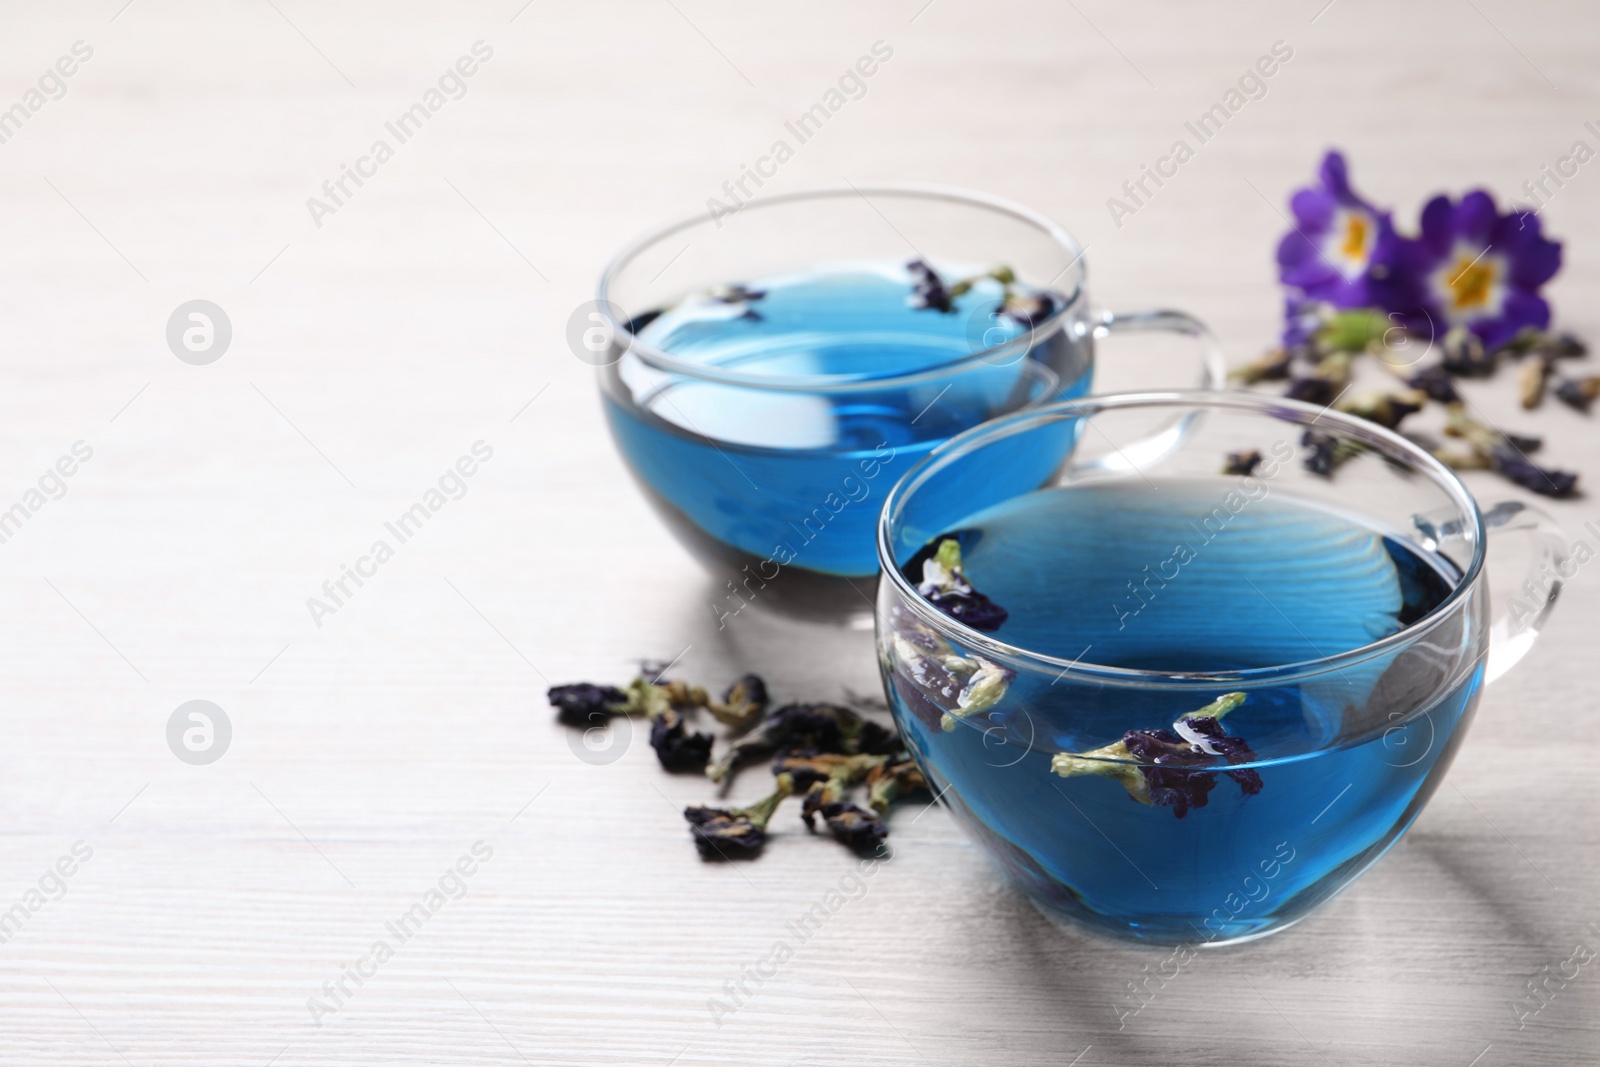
[
  {"x1": 1096, "y1": 307, "x2": 1228, "y2": 390},
  {"x1": 1479, "y1": 499, "x2": 1568, "y2": 684},
  {"x1": 1064, "y1": 308, "x2": 1226, "y2": 478}
]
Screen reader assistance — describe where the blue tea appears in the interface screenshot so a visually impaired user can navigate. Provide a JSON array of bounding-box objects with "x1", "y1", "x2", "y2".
[
  {"x1": 884, "y1": 481, "x2": 1480, "y2": 943},
  {"x1": 601, "y1": 261, "x2": 1082, "y2": 616}
]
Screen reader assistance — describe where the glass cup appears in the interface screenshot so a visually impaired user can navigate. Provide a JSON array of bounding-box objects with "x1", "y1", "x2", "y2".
[
  {"x1": 592, "y1": 184, "x2": 1223, "y2": 621},
  {"x1": 875, "y1": 390, "x2": 1565, "y2": 944}
]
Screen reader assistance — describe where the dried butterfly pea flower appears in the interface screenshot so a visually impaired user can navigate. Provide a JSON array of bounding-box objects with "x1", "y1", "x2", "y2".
[
  {"x1": 1223, "y1": 449, "x2": 1262, "y2": 476},
  {"x1": 1301, "y1": 429, "x2": 1364, "y2": 476},
  {"x1": 1285, "y1": 377, "x2": 1336, "y2": 406},
  {"x1": 771, "y1": 749, "x2": 859, "y2": 792},
  {"x1": 866, "y1": 757, "x2": 928, "y2": 815},
  {"x1": 705, "y1": 702, "x2": 897, "y2": 785},
  {"x1": 795, "y1": 753, "x2": 893, "y2": 851},
  {"x1": 1502, "y1": 327, "x2": 1586, "y2": 361},
  {"x1": 812, "y1": 801, "x2": 888, "y2": 853},
  {"x1": 1051, "y1": 693, "x2": 1258, "y2": 820},
  {"x1": 1406, "y1": 364, "x2": 1461, "y2": 404},
  {"x1": 885, "y1": 610, "x2": 1014, "y2": 733},
  {"x1": 706, "y1": 673, "x2": 769, "y2": 732},
  {"x1": 606, "y1": 676, "x2": 716, "y2": 772},
  {"x1": 913, "y1": 537, "x2": 1009, "y2": 631},
  {"x1": 547, "y1": 683, "x2": 628, "y2": 728},
  {"x1": 651, "y1": 705, "x2": 714, "y2": 772},
  {"x1": 998, "y1": 289, "x2": 1056, "y2": 329},
  {"x1": 1443, "y1": 405, "x2": 1577, "y2": 497},
  {"x1": 1230, "y1": 348, "x2": 1294, "y2": 385},
  {"x1": 1440, "y1": 326, "x2": 1495, "y2": 377},
  {"x1": 684, "y1": 774, "x2": 794, "y2": 860},
  {"x1": 1555, "y1": 376, "x2": 1600, "y2": 413},
  {"x1": 907, "y1": 258, "x2": 955, "y2": 313},
  {"x1": 707, "y1": 283, "x2": 767, "y2": 321},
  {"x1": 1493, "y1": 449, "x2": 1578, "y2": 498},
  {"x1": 1518, "y1": 354, "x2": 1552, "y2": 410},
  {"x1": 1336, "y1": 389, "x2": 1427, "y2": 430},
  {"x1": 709, "y1": 283, "x2": 767, "y2": 304}
]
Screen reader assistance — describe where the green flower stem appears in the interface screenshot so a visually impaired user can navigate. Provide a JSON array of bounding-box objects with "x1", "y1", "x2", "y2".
[{"x1": 1050, "y1": 692, "x2": 1248, "y2": 806}]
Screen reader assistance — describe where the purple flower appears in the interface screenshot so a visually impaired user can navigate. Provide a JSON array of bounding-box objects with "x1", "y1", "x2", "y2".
[
  {"x1": 548, "y1": 683, "x2": 626, "y2": 728},
  {"x1": 1051, "y1": 693, "x2": 1261, "y2": 820},
  {"x1": 1277, "y1": 151, "x2": 1402, "y2": 309},
  {"x1": 650, "y1": 706, "x2": 713, "y2": 772},
  {"x1": 811, "y1": 800, "x2": 888, "y2": 853},
  {"x1": 911, "y1": 536, "x2": 1009, "y2": 632},
  {"x1": 907, "y1": 259, "x2": 955, "y2": 313},
  {"x1": 1395, "y1": 190, "x2": 1562, "y2": 350},
  {"x1": 683, "y1": 774, "x2": 794, "y2": 860}
]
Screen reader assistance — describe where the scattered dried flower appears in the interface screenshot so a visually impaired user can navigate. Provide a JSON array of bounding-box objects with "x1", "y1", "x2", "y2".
[
  {"x1": 706, "y1": 673, "x2": 769, "y2": 732},
  {"x1": 1230, "y1": 348, "x2": 1294, "y2": 385},
  {"x1": 1518, "y1": 354, "x2": 1552, "y2": 410},
  {"x1": 1405, "y1": 364, "x2": 1461, "y2": 404},
  {"x1": 866, "y1": 757, "x2": 929, "y2": 815},
  {"x1": 1336, "y1": 389, "x2": 1427, "y2": 430},
  {"x1": 1223, "y1": 449, "x2": 1263, "y2": 476},
  {"x1": 1285, "y1": 377, "x2": 1336, "y2": 406},
  {"x1": 1301, "y1": 429, "x2": 1364, "y2": 476},
  {"x1": 706, "y1": 702, "x2": 898, "y2": 785},
  {"x1": 684, "y1": 774, "x2": 794, "y2": 860},
  {"x1": 1493, "y1": 449, "x2": 1578, "y2": 498},
  {"x1": 651, "y1": 705, "x2": 714, "y2": 772},
  {"x1": 813, "y1": 801, "x2": 888, "y2": 853},
  {"x1": 547, "y1": 683, "x2": 627, "y2": 728},
  {"x1": 1439, "y1": 325, "x2": 1495, "y2": 377},
  {"x1": 1555, "y1": 376, "x2": 1600, "y2": 413}
]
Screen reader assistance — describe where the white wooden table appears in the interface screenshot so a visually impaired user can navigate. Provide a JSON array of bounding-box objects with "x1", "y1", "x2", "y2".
[{"x1": 1, "y1": 1, "x2": 1596, "y2": 1063}]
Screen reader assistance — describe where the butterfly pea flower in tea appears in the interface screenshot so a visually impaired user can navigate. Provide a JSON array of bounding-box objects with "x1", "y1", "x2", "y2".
[
  {"x1": 1050, "y1": 693, "x2": 1262, "y2": 821},
  {"x1": 885, "y1": 610, "x2": 1015, "y2": 734},
  {"x1": 912, "y1": 537, "x2": 1010, "y2": 632}
]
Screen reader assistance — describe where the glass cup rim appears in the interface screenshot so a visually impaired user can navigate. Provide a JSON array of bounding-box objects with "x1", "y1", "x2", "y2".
[
  {"x1": 876, "y1": 389, "x2": 1489, "y2": 688},
  {"x1": 595, "y1": 182, "x2": 1088, "y2": 394}
]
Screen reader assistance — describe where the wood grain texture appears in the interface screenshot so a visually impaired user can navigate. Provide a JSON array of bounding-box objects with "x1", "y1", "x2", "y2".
[{"x1": 0, "y1": 1, "x2": 1596, "y2": 1064}]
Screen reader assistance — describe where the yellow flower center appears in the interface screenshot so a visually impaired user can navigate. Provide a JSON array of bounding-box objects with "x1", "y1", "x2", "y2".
[
  {"x1": 1340, "y1": 214, "x2": 1369, "y2": 260},
  {"x1": 1445, "y1": 254, "x2": 1497, "y2": 312}
]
